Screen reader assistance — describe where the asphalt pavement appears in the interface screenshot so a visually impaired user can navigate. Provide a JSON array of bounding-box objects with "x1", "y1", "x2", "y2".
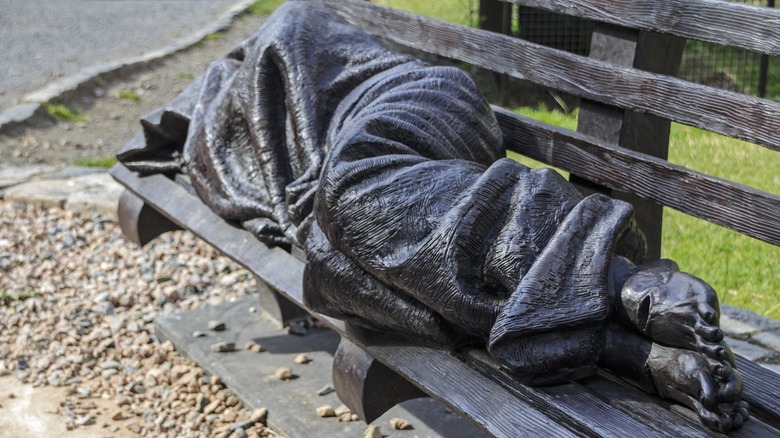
[{"x1": 0, "y1": 0, "x2": 250, "y2": 112}]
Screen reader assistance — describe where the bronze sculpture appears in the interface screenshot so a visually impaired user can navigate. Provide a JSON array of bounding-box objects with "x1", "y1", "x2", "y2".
[{"x1": 118, "y1": 2, "x2": 748, "y2": 432}]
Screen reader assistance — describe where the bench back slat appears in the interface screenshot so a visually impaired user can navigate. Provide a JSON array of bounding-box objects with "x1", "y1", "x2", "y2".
[
  {"x1": 505, "y1": 0, "x2": 780, "y2": 56},
  {"x1": 494, "y1": 107, "x2": 780, "y2": 247},
  {"x1": 322, "y1": 0, "x2": 780, "y2": 153}
]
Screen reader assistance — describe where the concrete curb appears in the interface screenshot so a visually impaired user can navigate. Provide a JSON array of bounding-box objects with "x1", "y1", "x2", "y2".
[{"x1": 0, "y1": 0, "x2": 257, "y2": 136}]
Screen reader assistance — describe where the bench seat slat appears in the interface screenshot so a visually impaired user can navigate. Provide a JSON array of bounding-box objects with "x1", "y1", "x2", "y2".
[
  {"x1": 493, "y1": 107, "x2": 780, "y2": 247},
  {"x1": 319, "y1": 0, "x2": 780, "y2": 153},
  {"x1": 110, "y1": 163, "x2": 780, "y2": 436},
  {"x1": 463, "y1": 350, "x2": 716, "y2": 437},
  {"x1": 505, "y1": 0, "x2": 780, "y2": 57},
  {"x1": 735, "y1": 355, "x2": 780, "y2": 429}
]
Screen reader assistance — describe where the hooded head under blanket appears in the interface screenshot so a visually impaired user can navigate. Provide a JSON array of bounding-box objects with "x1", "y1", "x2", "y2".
[{"x1": 118, "y1": 1, "x2": 646, "y2": 383}]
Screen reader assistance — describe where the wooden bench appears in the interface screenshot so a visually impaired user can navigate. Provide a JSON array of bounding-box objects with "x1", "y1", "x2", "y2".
[{"x1": 111, "y1": 0, "x2": 780, "y2": 435}]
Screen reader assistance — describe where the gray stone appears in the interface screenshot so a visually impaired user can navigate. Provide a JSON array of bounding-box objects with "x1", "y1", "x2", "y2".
[
  {"x1": 229, "y1": 419, "x2": 254, "y2": 431},
  {"x1": 724, "y1": 337, "x2": 778, "y2": 362},
  {"x1": 208, "y1": 320, "x2": 226, "y2": 331},
  {"x1": 210, "y1": 341, "x2": 235, "y2": 352},
  {"x1": 229, "y1": 428, "x2": 248, "y2": 438},
  {"x1": 752, "y1": 331, "x2": 780, "y2": 354},
  {"x1": 64, "y1": 173, "x2": 125, "y2": 216},
  {"x1": 192, "y1": 330, "x2": 208, "y2": 338},
  {"x1": 721, "y1": 305, "x2": 780, "y2": 332},
  {"x1": 760, "y1": 364, "x2": 780, "y2": 376},
  {"x1": 316, "y1": 384, "x2": 335, "y2": 396},
  {"x1": 31, "y1": 166, "x2": 102, "y2": 181},
  {"x1": 0, "y1": 165, "x2": 57, "y2": 188},
  {"x1": 74, "y1": 414, "x2": 95, "y2": 426},
  {"x1": 719, "y1": 314, "x2": 758, "y2": 339},
  {"x1": 3, "y1": 178, "x2": 83, "y2": 208},
  {"x1": 0, "y1": 103, "x2": 40, "y2": 128},
  {"x1": 99, "y1": 360, "x2": 121, "y2": 370}
]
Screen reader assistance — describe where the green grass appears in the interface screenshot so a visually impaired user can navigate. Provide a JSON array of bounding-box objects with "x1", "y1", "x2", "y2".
[
  {"x1": 373, "y1": 0, "x2": 478, "y2": 26},
  {"x1": 73, "y1": 156, "x2": 118, "y2": 168},
  {"x1": 118, "y1": 89, "x2": 141, "y2": 102},
  {"x1": 249, "y1": 0, "x2": 286, "y2": 16},
  {"x1": 178, "y1": 72, "x2": 195, "y2": 80},
  {"x1": 664, "y1": 126, "x2": 780, "y2": 317},
  {"x1": 512, "y1": 106, "x2": 780, "y2": 319},
  {"x1": 0, "y1": 289, "x2": 38, "y2": 303},
  {"x1": 43, "y1": 103, "x2": 87, "y2": 123},
  {"x1": 205, "y1": 31, "x2": 226, "y2": 40}
]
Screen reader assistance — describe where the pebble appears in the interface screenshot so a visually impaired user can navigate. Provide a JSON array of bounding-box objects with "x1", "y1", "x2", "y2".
[
  {"x1": 364, "y1": 425, "x2": 382, "y2": 438},
  {"x1": 193, "y1": 330, "x2": 208, "y2": 338},
  {"x1": 98, "y1": 360, "x2": 121, "y2": 370},
  {"x1": 390, "y1": 417, "x2": 412, "y2": 430},
  {"x1": 316, "y1": 384, "x2": 335, "y2": 396},
  {"x1": 244, "y1": 341, "x2": 264, "y2": 352},
  {"x1": 230, "y1": 428, "x2": 248, "y2": 438},
  {"x1": 293, "y1": 353, "x2": 311, "y2": 364},
  {"x1": 250, "y1": 408, "x2": 268, "y2": 425},
  {"x1": 286, "y1": 322, "x2": 307, "y2": 336},
  {"x1": 273, "y1": 367, "x2": 294, "y2": 381},
  {"x1": 211, "y1": 342, "x2": 236, "y2": 353},
  {"x1": 209, "y1": 320, "x2": 227, "y2": 331},
  {"x1": 230, "y1": 419, "x2": 254, "y2": 430},
  {"x1": 316, "y1": 405, "x2": 336, "y2": 417},
  {"x1": 223, "y1": 409, "x2": 238, "y2": 422},
  {"x1": 197, "y1": 394, "x2": 210, "y2": 412},
  {"x1": 334, "y1": 404, "x2": 351, "y2": 416}
]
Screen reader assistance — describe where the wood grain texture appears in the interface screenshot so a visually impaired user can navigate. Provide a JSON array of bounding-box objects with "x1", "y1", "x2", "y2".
[
  {"x1": 736, "y1": 355, "x2": 780, "y2": 429},
  {"x1": 463, "y1": 349, "x2": 716, "y2": 437},
  {"x1": 319, "y1": 0, "x2": 780, "y2": 152},
  {"x1": 493, "y1": 107, "x2": 780, "y2": 247},
  {"x1": 504, "y1": 0, "x2": 780, "y2": 56},
  {"x1": 574, "y1": 24, "x2": 685, "y2": 261}
]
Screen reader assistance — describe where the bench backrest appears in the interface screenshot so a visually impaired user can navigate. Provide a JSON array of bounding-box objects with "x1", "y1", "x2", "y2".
[{"x1": 316, "y1": 0, "x2": 780, "y2": 264}]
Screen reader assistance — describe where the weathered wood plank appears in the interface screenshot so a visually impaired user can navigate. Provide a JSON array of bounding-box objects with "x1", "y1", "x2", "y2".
[
  {"x1": 736, "y1": 355, "x2": 780, "y2": 429},
  {"x1": 504, "y1": 0, "x2": 780, "y2": 56},
  {"x1": 319, "y1": 0, "x2": 780, "y2": 152},
  {"x1": 463, "y1": 349, "x2": 716, "y2": 437},
  {"x1": 493, "y1": 107, "x2": 780, "y2": 247}
]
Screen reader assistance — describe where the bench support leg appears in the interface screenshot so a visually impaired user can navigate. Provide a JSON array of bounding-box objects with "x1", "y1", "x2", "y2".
[
  {"x1": 255, "y1": 276, "x2": 310, "y2": 328},
  {"x1": 117, "y1": 190, "x2": 181, "y2": 247},
  {"x1": 332, "y1": 338, "x2": 428, "y2": 423}
]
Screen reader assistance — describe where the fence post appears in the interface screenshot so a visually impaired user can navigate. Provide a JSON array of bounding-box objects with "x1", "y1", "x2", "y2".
[
  {"x1": 574, "y1": 26, "x2": 685, "y2": 261},
  {"x1": 478, "y1": 0, "x2": 512, "y2": 104},
  {"x1": 759, "y1": 0, "x2": 775, "y2": 98}
]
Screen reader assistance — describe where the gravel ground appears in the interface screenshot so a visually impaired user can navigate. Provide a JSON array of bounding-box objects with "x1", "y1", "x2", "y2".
[
  {"x1": 0, "y1": 200, "x2": 277, "y2": 437},
  {"x1": 0, "y1": 9, "x2": 285, "y2": 438}
]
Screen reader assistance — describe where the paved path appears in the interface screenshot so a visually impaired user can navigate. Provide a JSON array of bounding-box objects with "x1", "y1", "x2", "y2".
[{"x1": 0, "y1": 0, "x2": 249, "y2": 112}]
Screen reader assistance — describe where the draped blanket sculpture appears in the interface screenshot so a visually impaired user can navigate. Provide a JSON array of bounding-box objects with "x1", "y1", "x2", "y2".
[{"x1": 118, "y1": 2, "x2": 748, "y2": 432}]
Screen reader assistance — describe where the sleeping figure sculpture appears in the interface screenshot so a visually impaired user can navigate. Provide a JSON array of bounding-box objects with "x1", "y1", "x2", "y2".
[{"x1": 118, "y1": 2, "x2": 749, "y2": 432}]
